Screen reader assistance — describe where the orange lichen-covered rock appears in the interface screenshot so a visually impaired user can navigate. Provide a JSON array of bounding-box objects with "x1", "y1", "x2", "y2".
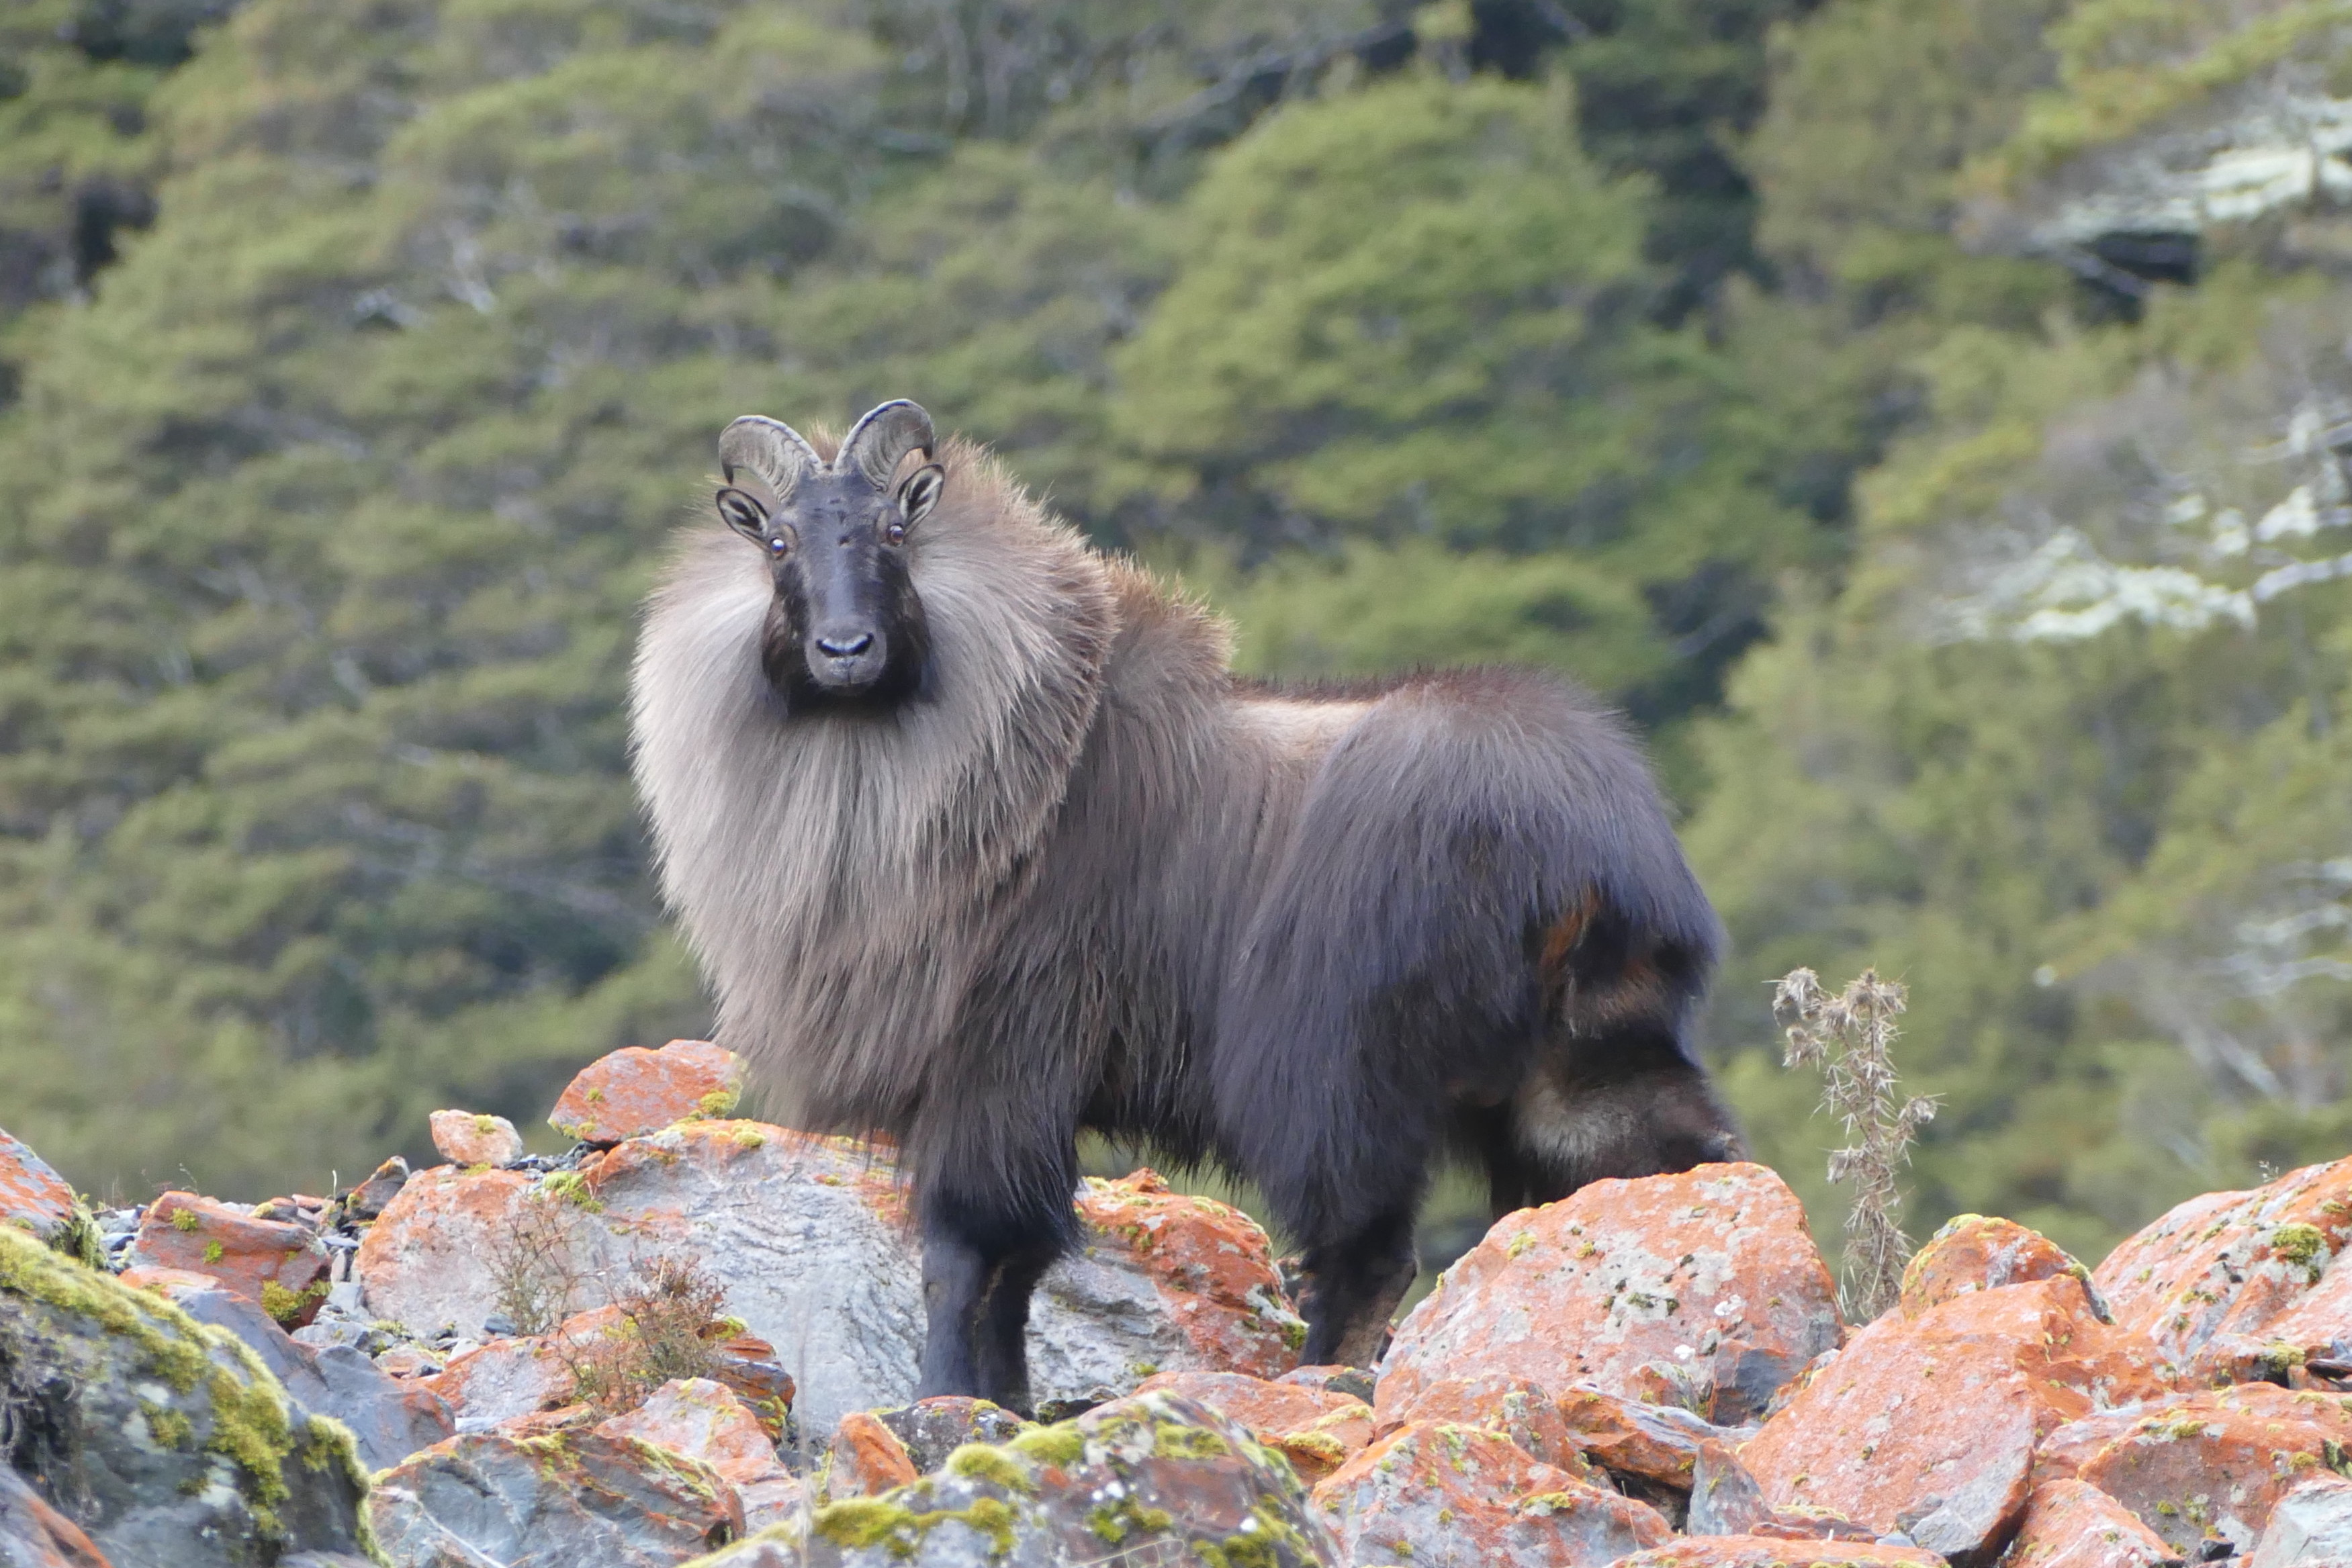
[
  {"x1": 2036, "y1": 1387, "x2": 2352, "y2": 1486},
  {"x1": 1312, "y1": 1420, "x2": 1674, "y2": 1568},
  {"x1": 596, "y1": 1378, "x2": 803, "y2": 1532},
  {"x1": 1739, "y1": 1277, "x2": 2172, "y2": 1565},
  {"x1": 1379, "y1": 1164, "x2": 1840, "y2": 1426},
  {"x1": 2007, "y1": 1479, "x2": 2183, "y2": 1568},
  {"x1": 0, "y1": 1129, "x2": 81, "y2": 1250},
  {"x1": 1901, "y1": 1215, "x2": 2101, "y2": 1319},
  {"x1": 124, "y1": 1191, "x2": 328, "y2": 1320},
  {"x1": 428, "y1": 1109, "x2": 525, "y2": 1168},
  {"x1": 422, "y1": 1333, "x2": 575, "y2": 1430},
  {"x1": 355, "y1": 1165, "x2": 546, "y2": 1334},
  {"x1": 118, "y1": 1264, "x2": 224, "y2": 1296},
  {"x1": 830, "y1": 1411, "x2": 919, "y2": 1499},
  {"x1": 1556, "y1": 1384, "x2": 1731, "y2": 1486},
  {"x1": 549, "y1": 1039, "x2": 745, "y2": 1146},
  {"x1": 1611, "y1": 1536, "x2": 1949, "y2": 1568},
  {"x1": 2093, "y1": 1157, "x2": 2352, "y2": 1381},
  {"x1": 1133, "y1": 1369, "x2": 1373, "y2": 1482},
  {"x1": 1379, "y1": 1371, "x2": 1592, "y2": 1474},
  {"x1": 1066, "y1": 1170, "x2": 1304, "y2": 1381},
  {"x1": 2071, "y1": 1385, "x2": 2352, "y2": 1554}
]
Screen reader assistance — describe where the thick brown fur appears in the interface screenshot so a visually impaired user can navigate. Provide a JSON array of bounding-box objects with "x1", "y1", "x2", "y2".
[{"x1": 632, "y1": 414, "x2": 1738, "y2": 1408}]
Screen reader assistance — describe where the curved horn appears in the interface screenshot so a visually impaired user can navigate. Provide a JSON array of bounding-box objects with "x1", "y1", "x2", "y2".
[
  {"x1": 719, "y1": 416, "x2": 821, "y2": 496},
  {"x1": 837, "y1": 400, "x2": 935, "y2": 490}
]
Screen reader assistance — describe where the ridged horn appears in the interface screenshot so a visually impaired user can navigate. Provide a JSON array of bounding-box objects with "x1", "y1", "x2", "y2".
[
  {"x1": 719, "y1": 416, "x2": 821, "y2": 497},
  {"x1": 837, "y1": 400, "x2": 935, "y2": 489}
]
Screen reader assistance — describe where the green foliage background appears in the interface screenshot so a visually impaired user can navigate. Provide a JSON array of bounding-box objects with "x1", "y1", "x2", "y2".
[{"x1": 3, "y1": 0, "x2": 2349, "y2": 1277}]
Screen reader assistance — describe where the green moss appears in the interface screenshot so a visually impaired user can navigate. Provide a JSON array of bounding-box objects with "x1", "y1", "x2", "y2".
[
  {"x1": 141, "y1": 1399, "x2": 193, "y2": 1449},
  {"x1": 261, "y1": 1279, "x2": 328, "y2": 1327},
  {"x1": 473, "y1": 1115, "x2": 499, "y2": 1133},
  {"x1": 946, "y1": 1442, "x2": 1036, "y2": 1493},
  {"x1": 731, "y1": 1127, "x2": 766, "y2": 1150},
  {"x1": 1505, "y1": 1231, "x2": 1536, "y2": 1260},
  {"x1": 1154, "y1": 1422, "x2": 1231, "y2": 1460},
  {"x1": 812, "y1": 1496, "x2": 915, "y2": 1549},
  {"x1": 53, "y1": 1203, "x2": 107, "y2": 1271},
  {"x1": 202, "y1": 1240, "x2": 224, "y2": 1265},
  {"x1": 202, "y1": 1328, "x2": 297, "y2": 1500},
  {"x1": 0, "y1": 1228, "x2": 211, "y2": 1391},
  {"x1": 811, "y1": 1493, "x2": 1023, "y2": 1558},
  {"x1": 1089, "y1": 1496, "x2": 1174, "y2": 1544},
  {"x1": 537, "y1": 1172, "x2": 604, "y2": 1213},
  {"x1": 1280, "y1": 1319, "x2": 1306, "y2": 1353},
  {"x1": 1009, "y1": 1424, "x2": 1087, "y2": 1467},
  {"x1": 694, "y1": 1087, "x2": 741, "y2": 1119},
  {"x1": 172, "y1": 1209, "x2": 202, "y2": 1233},
  {"x1": 2273, "y1": 1224, "x2": 2328, "y2": 1268}
]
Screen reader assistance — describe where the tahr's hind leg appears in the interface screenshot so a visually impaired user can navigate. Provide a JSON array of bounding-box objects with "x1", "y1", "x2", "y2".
[{"x1": 1295, "y1": 1203, "x2": 1418, "y2": 1367}]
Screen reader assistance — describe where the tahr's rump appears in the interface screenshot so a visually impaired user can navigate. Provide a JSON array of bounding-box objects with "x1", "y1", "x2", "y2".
[{"x1": 631, "y1": 400, "x2": 1738, "y2": 1408}]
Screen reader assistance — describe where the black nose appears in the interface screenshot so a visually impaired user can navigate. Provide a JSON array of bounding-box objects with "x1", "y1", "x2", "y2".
[{"x1": 815, "y1": 631, "x2": 873, "y2": 659}]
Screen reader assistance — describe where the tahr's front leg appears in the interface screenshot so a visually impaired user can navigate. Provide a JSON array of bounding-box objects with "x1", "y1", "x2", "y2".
[{"x1": 915, "y1": 1197, "x2": 1067, "y2": 1414}]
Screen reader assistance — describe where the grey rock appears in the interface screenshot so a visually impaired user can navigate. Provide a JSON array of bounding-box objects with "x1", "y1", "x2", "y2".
[
  {"x1": 870, "y1": 1398, "x2": 1031, "y2": 1475},
  {"x1": 1687, "y1": 1438, "x2": 1774, "y2": 1536},
  {"x1": 0, "y1": 1230, "x2": 371, "y2": 1568},
  {"x1": 369, "y1": 1431, "x2": 742, "y2": 1566},
  {"x1": 345, "y1": 1156, "x2": 410, "y2": 1221},
  {"x1": 168, "y1": 1286, "x2": 454, "y2": 1473},
  {"x1": 2255, "y1": 1477, "x2": 2352, "y2": 1568}
]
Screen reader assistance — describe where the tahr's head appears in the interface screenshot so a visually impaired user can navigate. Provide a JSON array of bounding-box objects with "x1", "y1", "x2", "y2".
[{"x1": 715, "y1": 400, "x2": 944, "y2": 706}]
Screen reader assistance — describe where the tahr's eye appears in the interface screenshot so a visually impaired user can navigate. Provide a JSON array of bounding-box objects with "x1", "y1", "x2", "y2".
[
  {"x1": 884, "y1": 520, "x2": 907, "y2": 546},
  {"x1": 768, "y1": 535, "x2": 788, "y2": 555}
]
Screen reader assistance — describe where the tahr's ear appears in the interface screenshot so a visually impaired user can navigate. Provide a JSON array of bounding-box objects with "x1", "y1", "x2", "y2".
[
  {"x1": 898, "y1": 463, "x2": 945, "y2": 527},
  {"x1": 715, "y1": 486, "x2": 770, "y2": 543}
]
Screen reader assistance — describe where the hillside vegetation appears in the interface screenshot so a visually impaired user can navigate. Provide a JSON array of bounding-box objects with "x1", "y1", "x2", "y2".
[{"x1": 1, "y1": 0, "x2": 2347, "y2": 1266}]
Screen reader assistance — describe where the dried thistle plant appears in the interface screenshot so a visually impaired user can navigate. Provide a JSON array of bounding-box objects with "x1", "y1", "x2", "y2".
[
  {"x1": 1774, "y1": 967, "x2": 1939, "y2": 1322},
  {"x1": 484, "y1": 1191, "x2": 588, "y2": 1336},
  {"x1": 560, "y1": 1253, "x2": 733, "y2": 1414}
]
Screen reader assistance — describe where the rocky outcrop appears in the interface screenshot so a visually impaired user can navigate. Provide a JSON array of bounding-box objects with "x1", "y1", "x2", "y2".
[
  {"x1": 2093, "y1": 1156, "x2": 2352, "y2": 1384},
  {"x1": 358, "y1": 1123, "x2": 1302, "y2": 1430},
  {"x1": 0, "y1": 1228, "x2": 373, "y2": 1568},
  {"x1": 1741, "y1": 1275, "x2": 2171, "y2": 1564},
  {"x1": 29, "y1": 1062, "x2": 2352, "y2": 1568},
  {"x1": 1377, "y1": 1162, "x2": 1841, "y2": 1426}
]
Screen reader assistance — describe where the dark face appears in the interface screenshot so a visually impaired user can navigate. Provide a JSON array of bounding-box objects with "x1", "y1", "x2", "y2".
[{"x1": 717, "y1": 461, "x2": 944, "y2": 706}]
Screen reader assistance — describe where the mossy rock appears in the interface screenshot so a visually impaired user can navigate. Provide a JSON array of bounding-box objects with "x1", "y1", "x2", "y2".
[
  {"x1": 0, "y1": 1228, "x2": 377, "y2": 1566},
  {"x1": 784, "y1": 1389, "x2": 1336, "y2": 1567}
]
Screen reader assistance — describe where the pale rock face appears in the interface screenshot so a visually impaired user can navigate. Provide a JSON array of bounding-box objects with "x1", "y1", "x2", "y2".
[
  {"x1": 2253, "y1": 1475, "x2": 2352, "y2": 1568},
  {"x1": 366, "y1": 1431, "x2": 743, "y2": 1566},
  {"x1": 357, "y1": 1123, "x2": 1300, "y2": 1431}
]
